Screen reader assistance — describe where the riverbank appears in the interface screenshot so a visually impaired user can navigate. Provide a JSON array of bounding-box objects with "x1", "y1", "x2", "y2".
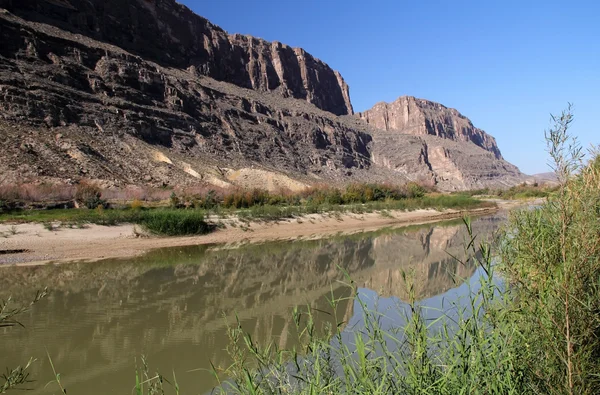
[{"x1": 0, "y1": 202, "x2": 520, "y2": 266}]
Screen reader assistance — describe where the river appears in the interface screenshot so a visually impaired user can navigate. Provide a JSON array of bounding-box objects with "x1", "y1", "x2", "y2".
[{"x1": 0, "y1": 214, "x2": 505, "y2": 394}]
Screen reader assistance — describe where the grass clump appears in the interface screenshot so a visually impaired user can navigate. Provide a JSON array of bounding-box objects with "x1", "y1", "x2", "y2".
[{"x1": 138, "y1": 210, "x2": 213, "y2": 236}]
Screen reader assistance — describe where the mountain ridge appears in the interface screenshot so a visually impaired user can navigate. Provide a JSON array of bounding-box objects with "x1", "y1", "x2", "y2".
[
  {"x1": 0, "y1": 0, "x2": 353, "y2": 115},
  {"x1": 0, "y1": 0, "x2": 525, "y2": 192}
]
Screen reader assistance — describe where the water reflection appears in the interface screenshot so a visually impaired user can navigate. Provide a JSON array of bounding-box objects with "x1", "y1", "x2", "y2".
[{"x1": 0, "y1": 215, "x2": 503, "y2": 394}]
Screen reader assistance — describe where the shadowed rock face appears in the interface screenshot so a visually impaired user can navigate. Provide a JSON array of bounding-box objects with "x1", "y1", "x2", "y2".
[
  {"x1": 358, "y1": 96, "x2": 503, "y2": 159},
  {"x1": 0, "y1": 0, "x2": 353, "y2": 116},
  {"x1": 0, "y1": 8, "x2": 370, "y2": 186}
]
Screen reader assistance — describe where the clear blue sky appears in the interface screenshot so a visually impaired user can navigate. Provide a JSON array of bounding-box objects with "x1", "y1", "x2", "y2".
[{"x1": 181, "y1": 0, "x2": 598, "y2": 175}]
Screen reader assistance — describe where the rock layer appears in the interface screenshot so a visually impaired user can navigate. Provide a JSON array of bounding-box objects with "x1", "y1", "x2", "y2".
[
  {"x1": 0, "y1": 0, "x2": 353, "y2": 115},
  {"x1": 0, "y1": 1, "x2": 524, "y2": 191},
  {"x1": 358, "y1": 96, "x2": 502, "y2": 159}
]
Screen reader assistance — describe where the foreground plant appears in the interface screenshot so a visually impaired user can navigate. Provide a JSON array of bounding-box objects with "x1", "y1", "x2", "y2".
[
  {"x1": 0, "y1": 289, "x2": 47, "y2": 393},
  {"x1": 500, "y1": 106, "x2": 600, "y2": 395}
]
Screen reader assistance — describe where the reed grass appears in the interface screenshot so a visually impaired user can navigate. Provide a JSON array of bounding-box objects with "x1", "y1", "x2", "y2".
[
  {"x1": 203, "y1": 216, "x2": 527, "y2": 395},
  {"x1": 0, "y1": 289, "x2": 47, "y2": 393}
]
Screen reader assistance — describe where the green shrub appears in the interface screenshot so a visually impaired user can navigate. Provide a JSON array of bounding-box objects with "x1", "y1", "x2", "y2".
[
  {"x1": 169, "y1": 192, "x2": 180, "y2": 208},
  {"x1": 139, "y1": 210, "x2": 213, "y2": 236},
  {"x1": 405, "y1": 181, "x2": 426, "y2": 198},
  {"x1": 499, "y1": 107, "x2": 600, "y2": 394}
]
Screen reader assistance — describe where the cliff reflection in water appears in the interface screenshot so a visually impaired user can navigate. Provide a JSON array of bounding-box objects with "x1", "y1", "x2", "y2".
[{"x1": 0, "y1": 215, "x2": 502, "y2": 395}]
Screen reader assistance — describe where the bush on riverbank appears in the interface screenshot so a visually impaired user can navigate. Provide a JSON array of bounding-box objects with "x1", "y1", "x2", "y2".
[
  {"x1": 138, "y1": 210, "x2": 213, "y2": 236},
  {"x1": 458, "y1": 183, "x2": 559, "y2": 200},
  {"x1": 499, "y1": 107, "x2": 600, "y2": 394},
  {"x1": 0, "y1": 189, "x2": 491, "y2": 231},
  {"x1": 0, "y1": 208, "x2": 214, "y2": 236}
]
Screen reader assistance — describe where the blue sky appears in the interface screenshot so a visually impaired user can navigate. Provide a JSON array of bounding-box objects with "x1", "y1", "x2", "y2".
[{"x1": 181, "y1": 0, "x2": 598, "y2": 175}]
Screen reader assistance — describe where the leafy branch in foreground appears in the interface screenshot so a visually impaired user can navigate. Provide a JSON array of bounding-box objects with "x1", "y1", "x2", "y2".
[{"x1": 0, "y1": 289, "x2": 48, "y2": 393}]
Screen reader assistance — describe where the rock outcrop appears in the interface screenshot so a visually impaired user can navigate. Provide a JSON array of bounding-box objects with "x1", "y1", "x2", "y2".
[
  {"x1": 0, "y1": 0, "x2": 525, "y2": 191},
  {"x1": 0, "y1": 0, "x2": 353, "y2": 116},
  {"x1": 0, "y1": 8, "x2": 369, "y2": 187},
  {"x1": 358, "y1": 96, "x2": 502, "y2": 159}
]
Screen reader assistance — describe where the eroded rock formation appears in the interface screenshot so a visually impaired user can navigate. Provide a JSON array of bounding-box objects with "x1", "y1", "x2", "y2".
[
  {"x1": 0, "y1": 0, "x2": 525, "y2": 191},
  {"x1": 358, "y1": 96, "x2": 502, "y2": 158},
  {"x1": 0, "y1": 0, "x2": 353, "y2": 115}
]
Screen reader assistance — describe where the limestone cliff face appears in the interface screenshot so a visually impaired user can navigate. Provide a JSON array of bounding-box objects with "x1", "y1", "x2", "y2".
[
  {"x1": 358, "y1": 96, "x2": 502, "y2": 159},
  {"x1": 0, "y1": 0, "x2": 353, "y2": 116}
]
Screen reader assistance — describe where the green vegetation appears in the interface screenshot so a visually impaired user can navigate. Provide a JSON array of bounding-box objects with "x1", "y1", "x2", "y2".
[
  {"x1": 458, "y1": 183, "x2": 559, "y2": 200},
  {"x1": 499, "y1": 107, "x2": 600, "y2": 394},
  {"x1": 74, "y1": 181, "x2": 107, "y2": 209},
  {"x1": 138, "y1": 210, "x2": 213, "y2": 236},
  {"x1": 0, "y1": 208, "x2": 213, "y2": 236},
  {"x1": 497, "y1": 183, "x2": 557, "y2": 199},
  {"x1": 0, "y1": 181, "x2": 492, "y2": 234}
]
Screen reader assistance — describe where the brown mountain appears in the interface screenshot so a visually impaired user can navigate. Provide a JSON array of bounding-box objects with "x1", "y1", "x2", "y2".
[
  {"x1": 0, "y1": 0, "x2": 524, "y2": 191},
  {"x1": 358, "y1": 96, "x2": 501, "y2": 159},
  {"x1": 358, "y1": 97, "x2": 523, "y2": 190}
]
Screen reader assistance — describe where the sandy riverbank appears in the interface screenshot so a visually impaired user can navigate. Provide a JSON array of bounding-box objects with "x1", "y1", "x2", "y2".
[{"x1": 0, "y1": 202, "x2": 526, "y2": 266}]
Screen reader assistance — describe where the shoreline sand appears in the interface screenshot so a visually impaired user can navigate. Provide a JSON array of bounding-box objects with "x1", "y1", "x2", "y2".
[{"x1": 0, "y1": 202, "x2": 526, "y2": 267}]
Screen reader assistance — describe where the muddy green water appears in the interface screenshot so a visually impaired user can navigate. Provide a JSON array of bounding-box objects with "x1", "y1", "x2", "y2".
[{"x1": 0, "y1": 215, "x2": 503, "y2": 394}]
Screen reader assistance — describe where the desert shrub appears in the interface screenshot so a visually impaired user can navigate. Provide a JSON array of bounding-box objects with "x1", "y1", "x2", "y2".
[
  {"x1": 203, "y1": 190, "x2": 219, "y2": 210},
  {"x1": 0, "y1": 199, "x2": 15, "y2": 214},
  {"x1": 0, "y1": 183, "x2": 75, "y2": 203},
  {"x1": 130, "y1": 199, "x2": 144, "y2": 210},
  {"x1": 169, "y1": 192, "x2": 180, "y2": 208},
  {"x1": 405, "y1": 181, "x2": 426, "y2": 198},
  {"x1": 75, "y1": 181, "x2": 107, "y2": 209},
  {"x1": 342, "y1": 183, "x2": 366, "y2": 203}
]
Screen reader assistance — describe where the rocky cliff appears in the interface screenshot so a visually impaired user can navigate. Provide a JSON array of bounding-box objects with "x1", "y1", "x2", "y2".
[
  {"x1": 0, "y1": 0, "x2": 353, "y2": 115},
  {"x1": 358, "y1": 96, "x2": 502, "y2": 159},
  {"x1": 0, "y1": 0, "x2": 524, "y2": 191}
]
